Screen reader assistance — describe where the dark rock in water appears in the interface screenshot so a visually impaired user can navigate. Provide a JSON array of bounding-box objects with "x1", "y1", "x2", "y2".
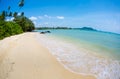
[
  {"x1": 40, "y1": 31, "x2": 51, "y2": 34},
  {"x1": 45, "y1": 31, "x2": 51, "y2": 33},
  {"x1": 40, "y1": 32, "x2": 45, "y2": 34}
]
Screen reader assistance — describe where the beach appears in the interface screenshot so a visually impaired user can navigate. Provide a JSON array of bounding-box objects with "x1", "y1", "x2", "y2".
[{"x1": 0, "y1": 32, "x2": 95, "y2": 79}]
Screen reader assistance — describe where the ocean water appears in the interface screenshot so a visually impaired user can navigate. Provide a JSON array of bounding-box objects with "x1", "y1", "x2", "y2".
[
  {"x1": 49, "y1": 30, "x2": 120, "y2": 59},
  {"x1": 36, "y1": 29, "x2": 120, "y2": 79}
]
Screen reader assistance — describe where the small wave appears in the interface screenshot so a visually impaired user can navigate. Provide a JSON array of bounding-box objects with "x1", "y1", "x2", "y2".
[{"x1": 36, "y1": 33, "x2": 120, "y2": 79}]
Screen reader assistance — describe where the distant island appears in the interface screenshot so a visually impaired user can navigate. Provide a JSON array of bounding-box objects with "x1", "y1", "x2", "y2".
[
  {"x1": 35, "y1": 26, "x2": 97, "y2": 31},
  {"x1": 73, "y1": 27, "x2": 97, "y2": 31}
]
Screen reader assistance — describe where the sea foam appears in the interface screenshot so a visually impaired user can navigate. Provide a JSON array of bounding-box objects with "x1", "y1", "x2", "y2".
[{"x1": 36, "y1": 33, "x2": 120, "y2": 79}]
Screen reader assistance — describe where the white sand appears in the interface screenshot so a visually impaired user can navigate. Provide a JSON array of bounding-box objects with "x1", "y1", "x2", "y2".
[{"x1": 0, "y1": 33, "x2": 95, "y2": 79}]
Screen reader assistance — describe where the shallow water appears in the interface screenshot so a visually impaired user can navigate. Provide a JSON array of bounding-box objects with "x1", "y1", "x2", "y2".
[
  {"x1": 36, "y1": 30, "x2": 120, "y2": 79},
  {"x1": 38, "y1": 30, "x2": 120, "y2": 60}
]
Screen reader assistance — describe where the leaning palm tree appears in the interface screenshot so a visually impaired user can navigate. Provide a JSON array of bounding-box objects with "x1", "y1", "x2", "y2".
[
  {"x1": 19, "y1": 0, "x2": 24, "y2": 10},
  {"x1": 18, "y1": 0, "x2": 24, "y2": 17}
]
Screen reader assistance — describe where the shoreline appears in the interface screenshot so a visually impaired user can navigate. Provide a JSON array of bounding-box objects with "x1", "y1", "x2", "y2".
[
  {"x1": 0, "y1": 32, "x2": 95, "y2": 79},
  {"x1": 36, "y1": 32, "x2": 120, "y2": 79}
]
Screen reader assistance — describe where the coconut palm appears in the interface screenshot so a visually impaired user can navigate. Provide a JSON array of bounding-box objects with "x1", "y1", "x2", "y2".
[{"x1": 19, "y1": 0, "x2": 24, "y2": 9}]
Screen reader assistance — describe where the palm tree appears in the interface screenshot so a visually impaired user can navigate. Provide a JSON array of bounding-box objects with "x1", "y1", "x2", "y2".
[
  {"x1": 9, "y1": 12, "x2": 12, "y2": 17},
  {"x1": 8, "y1": 6, "x2": 11, "y2": 11},
  {"x1": 7, "y1": 6, "x2": 11, "y2": 17},
  {"x1": 13, "y1": 12, "x2": 18, "y2": 18},
  {"x1": 18, "y1": 0, "x2": 24, "y2": 17},
  {"x1": 21, "y1": 12, "x2": 24, "y2": 16},
  {"x1": 19, "y1": 0, "x2": 24, "y2": 9}
]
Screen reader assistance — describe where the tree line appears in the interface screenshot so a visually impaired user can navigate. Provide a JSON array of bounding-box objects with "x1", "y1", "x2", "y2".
[
  {"x1": 0, "y1": 0, "x2": 35, "y2": 40},
  {"x1": 36, "y1": 27, "x2": 72, "y2": 30}
]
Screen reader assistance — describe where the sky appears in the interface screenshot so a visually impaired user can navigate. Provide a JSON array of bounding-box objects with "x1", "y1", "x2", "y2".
[{"x1": 0, "y1": 0, "x2": 120, "y2": 33}]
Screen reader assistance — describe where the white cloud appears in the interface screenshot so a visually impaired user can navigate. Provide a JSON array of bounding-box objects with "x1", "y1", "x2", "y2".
[
  {"x1": 33, "y1": 21, "x2": 37, "y2": 25},
  {"x1": 6, "y1": 17, "x2": 14, "y2": 21},
  {"x1": 44, "y1": 22, "x2": 49, "y2": 24},
  {"x1": 11, "y1": 17, "x2": 14, "y2": 20},
  {"x1": 18, "y1": 12, "x2": 21, "y2": 16},
  {"x1": 38, "y1": 16, "x2": 43, "y2": 19},
  {"x1": 56, "y1": 16, "x2": 64, "y2": 19},
  {"x1": 44, "y1": 15, "x2": 48, "y2": 17},
  {"x1": 29, "y1": 16, "x2": 37, "y2": 21},
  {"x1": 6, "y1": 19, "x2": 10, "y2": 21},
  {"x1": 37, "y1": 15, "x2": 65, "y2": 20},
  {"x1": 44, "y1": 15, "x2": 52, "y2": 19}
]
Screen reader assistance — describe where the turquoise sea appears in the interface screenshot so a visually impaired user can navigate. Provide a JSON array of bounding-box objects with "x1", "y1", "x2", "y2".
[
  {"x1": 36, "y1": 29, "x2": 120, "y2": 79},
  {"x1": 49, "y1": 30, "x2": 120, "y2": 60}
]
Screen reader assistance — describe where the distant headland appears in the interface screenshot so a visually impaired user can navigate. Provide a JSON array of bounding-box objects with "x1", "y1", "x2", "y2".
[{"x1": 73, "y1": 27, "x2": 97, "y2": 31}]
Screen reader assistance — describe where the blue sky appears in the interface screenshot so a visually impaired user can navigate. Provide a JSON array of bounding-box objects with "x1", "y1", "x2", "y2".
[{"x1": 0, "y1": 0, "x2": 120, "y2": 33}]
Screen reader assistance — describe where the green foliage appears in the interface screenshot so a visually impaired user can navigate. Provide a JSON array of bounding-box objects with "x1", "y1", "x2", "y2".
[
  {"x1": 0, "y1": 21, "x2": 23, "y2": 40},
  {"x1": 0, "y1": 0, "x2": 28, "y2": 40},
  {"x1": 0, "y1": 21, "x2": 6, "y2": 39},
  {"x1": 0, "y1": 11, "x2": 6, "y2": 21},
  {"x1": 5, "y1": 21, "x2": 23, "y2": 34},
  {"x1": 14, "y1": 16, "x2": 35, "y2": 32}
]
